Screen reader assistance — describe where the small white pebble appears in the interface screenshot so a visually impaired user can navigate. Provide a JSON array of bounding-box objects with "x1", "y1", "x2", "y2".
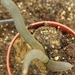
[
  {"x1": 40, "y1": 31, "x2": 43, "y2": 34},
  {"x1": 22, "y1": 10, "x2": 26, "y2": 12},
  {"x1": 54, "y1": 50, "x2": 58, "y2": 53},
  {"x1": 11, "y1": 30, "x2": 14, "y2": 33},
  {"x1": 66, "y1": 39, "x2": 69, "y2": 41},
  {"x1": 13, "y1": 70, "x2": 16, "y2": 73},
  {"x1": 6, "y1": 23, "x2": 8, "y2": 26},
  {"x1": 69, "y1": 57, "x2": 71, "y2": 60},
  {"x1": 57, "y1": 26, "x2": 60, "y2": 29},
  {"x1": 20, "y1": 2, "x2": 23, "y2": 5},
  {"x1": 71, "y1": 3, "x2": 74, "y2": 7},
  {"x1": 1, "y1": 25, "x2": 3, "y2": 28},
  {"x1": 62, "y1": 57, "x2": 65, "y2": 59},
  {"x1": 38, "y1": 4, "x2": 42, "y2": 7},
  {"x1": 51, "y1": 45, "x2": 54, "y2": 48},
  {"x1": 45, "y1": 37, "x2": 48, "y2": 40},
  {"x1": 33, "y1": 69, "x2": 37, "y2": 74},
  {"x1": 18, "y1": 2, "x2": 23, "y2": 8},
  {"x1": 63, "y1": 47, "x2": 66, "y2": 50},
  {"x1": 68, "y1": 7, "x2": 71, "y2": 11},
  {"x1": 45, "y1": 46, "x2": 48, "y2": 49},
  {"x1": 16, "y1": 64, "x2": 19, "y2": 66},
  {"x1": 67, "y1": 18, "x2": 71, "y2": 21},
  {"x1": 69, "y1": 13, "x2": 73, "y2": 16},
  {"x1": 47, "y1": 4, "x2": 50, "y2": 6},
  {"x1": 72, "y1": 37, "x2": 74, "y2": 40},
  {"x1": 18, "y1": 4, "x2": 21, "y2": 8},
  {"x1": 54, "y1": 56, "x2": 59, "y2": 60},
  {"x1": 54, "y1": 31, "x2": 57, "y2": 34},
  {"x1": 0, "y1": 65, "x2": 3, "y2": 67},
  {"x1": 61, "y1": 11, "x2": 66, "y2": 16},
  {"x1": 29, "y1": 13, "x2": 32, "y2": 15},
  {"x1": 50, "y1": 52, "x2": 53, "y2": 54},
  {"x1": 3, "y1": 28, "x2": 7, "y2": 31},
  {"x1": 4, "y1": 36, "x2": 8, "y2": 41}
]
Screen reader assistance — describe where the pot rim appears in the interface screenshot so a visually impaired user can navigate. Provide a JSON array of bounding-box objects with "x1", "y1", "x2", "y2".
[{"x1": 6, "y1": 21, "x2": 75, "y2": 75}]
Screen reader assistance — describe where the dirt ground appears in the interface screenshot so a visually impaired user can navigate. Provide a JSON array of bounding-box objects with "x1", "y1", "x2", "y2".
[{"x1": 0, "y1": 0, "x2": 75, "y2": 75}]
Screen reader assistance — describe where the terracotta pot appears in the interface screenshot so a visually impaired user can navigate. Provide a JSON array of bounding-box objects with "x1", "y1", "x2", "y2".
[{"x1": 7, "y1": 21, "x2": 75, "y2": 75}]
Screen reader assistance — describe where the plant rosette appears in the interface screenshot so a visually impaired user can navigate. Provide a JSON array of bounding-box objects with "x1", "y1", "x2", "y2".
[{"x1": 7, "y1": 21, "x2": 75, "y2": 75}]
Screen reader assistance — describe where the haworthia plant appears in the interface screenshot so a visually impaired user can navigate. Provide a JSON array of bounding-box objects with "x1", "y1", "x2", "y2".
[
  {"x1": 22, "y1": 49, "x2": 73, "y2": 75},
  {"x1": 1, "y1": 0, "x2": 45, "y2": 53}
]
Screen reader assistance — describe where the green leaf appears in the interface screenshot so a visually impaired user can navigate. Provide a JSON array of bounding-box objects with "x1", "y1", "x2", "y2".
[
  {"x1": 22, "y1": 49, "x2": 49, "y2": 74},
  {"x1": 46, "y1": 59, "x2": 73, "y2": 71},
  {"x1": 1, "y1": 0, "x2": 45, "y2": 53}
]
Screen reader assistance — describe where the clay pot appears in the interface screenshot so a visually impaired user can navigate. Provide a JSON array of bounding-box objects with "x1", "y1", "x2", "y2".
[{"x1": 7, "y1": 21, "x2": 75, "y2": 75}]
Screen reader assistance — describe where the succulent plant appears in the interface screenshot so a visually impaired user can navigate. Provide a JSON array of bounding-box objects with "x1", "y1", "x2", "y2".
[
  {"x1": 22, "y1": 49, "x2": 73, "y2": 75},
  {"x1": 1, "y1": 0, "x2": 73, "y2": 75},
  {"x1": 1, "y1": 0, "x2": 45, "y2": 53}
]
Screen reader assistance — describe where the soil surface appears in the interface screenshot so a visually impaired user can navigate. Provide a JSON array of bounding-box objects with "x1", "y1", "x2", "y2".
[
  {"x1": 11, "y1": 24, "x2": 75, "y2": 75},
  {"x1": 0, "y1": 0, "x2": 75, "y2": 75}
]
